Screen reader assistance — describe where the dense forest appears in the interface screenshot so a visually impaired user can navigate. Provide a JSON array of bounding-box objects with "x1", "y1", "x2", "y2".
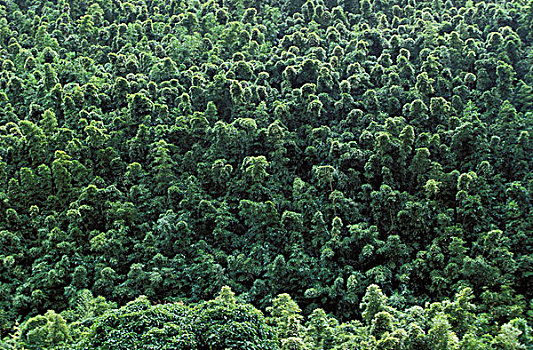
[{"x1": 0, "y1": 0, "x2": 531, "y2": 348}]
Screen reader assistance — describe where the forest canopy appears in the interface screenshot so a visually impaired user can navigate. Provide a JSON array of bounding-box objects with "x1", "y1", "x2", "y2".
[{"x1": 0, "y1": 0, "x2": 531, "y2": 348}]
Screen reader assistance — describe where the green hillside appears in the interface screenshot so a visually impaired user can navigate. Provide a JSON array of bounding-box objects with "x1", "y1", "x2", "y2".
[{"x1": 0, "y1": 0, "x2": 531, "y2": 348}]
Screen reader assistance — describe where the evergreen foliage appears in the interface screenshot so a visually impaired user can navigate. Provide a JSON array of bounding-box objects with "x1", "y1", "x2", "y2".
[{"x1": 0, "y1": 0, "x2": 531, "y2": 348}]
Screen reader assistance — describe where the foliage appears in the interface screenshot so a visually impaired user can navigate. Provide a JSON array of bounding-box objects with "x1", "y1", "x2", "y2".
[{"x1": 0, "y1": 0, "x2": 531, "y2": 348}]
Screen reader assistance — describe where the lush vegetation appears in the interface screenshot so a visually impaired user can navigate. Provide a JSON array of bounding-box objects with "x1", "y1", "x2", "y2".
[
  {"x1": 3, "y1": 285, "x2": 531, "y2": 349},
  {"x1": 0, "y1": 0, "x2": 531, "y2": 348}
]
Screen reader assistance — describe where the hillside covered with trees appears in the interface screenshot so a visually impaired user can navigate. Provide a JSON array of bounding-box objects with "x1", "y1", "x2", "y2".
[{"x1": 0, "y1": 0, "x2": 531, "y2": 348}]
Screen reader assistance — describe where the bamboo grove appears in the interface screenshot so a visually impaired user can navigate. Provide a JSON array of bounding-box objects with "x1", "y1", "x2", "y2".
[{"x1": 0, "y1": 0, "x2": 531, "y2": 348}]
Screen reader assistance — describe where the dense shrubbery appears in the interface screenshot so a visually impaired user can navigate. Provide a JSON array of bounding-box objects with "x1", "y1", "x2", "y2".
[
  {"x1": 3, "y1": 285, "x2": 531, "y2": 349},
  {"x1": 0, "y1": 0, "x2": 531, "y2": 348}
]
